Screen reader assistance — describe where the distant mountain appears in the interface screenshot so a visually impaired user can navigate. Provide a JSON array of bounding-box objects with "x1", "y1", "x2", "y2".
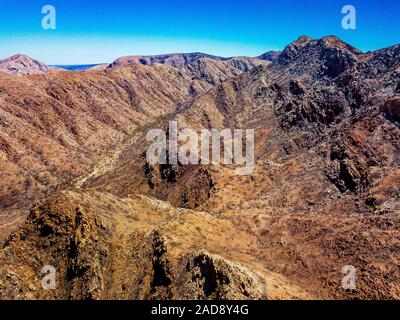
[
  {"x1": 108, "y1": 52, "x2": 278, "y2": 72},
  {"x1": 109, "y1": 52, "x2": 225, "y2": 68},
  {"x1": 0, "y1": 54, "x2": 58, "y2": 75},
  {"x1": 0, "y1": 52, "x2": 279, "y2": 76},
  {"x1": 257, "y1": 50, "x2": 281, "y2": 62}
]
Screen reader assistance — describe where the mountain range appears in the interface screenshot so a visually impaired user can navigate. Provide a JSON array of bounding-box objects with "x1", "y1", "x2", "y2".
[
  {"x1": 0, "y1": 51, "x2": 280, "y2": 75},
  {"x1": 0, "y1": 35, "x2": 399, "y2": 300}
]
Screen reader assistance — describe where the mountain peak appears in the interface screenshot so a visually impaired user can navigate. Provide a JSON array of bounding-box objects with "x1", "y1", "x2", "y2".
[
  {"x1": 8, "y1": 53, "x2": 30, "y2": 60},
  {"x1": 320, "y1": 35, "x2": 342, "y2": 42},
  {"x1": 277, "y1": 35, "x2": 364, "y2": 78},
  {"x1": 297, "y1": 35, "x2": 313, "y2": 41},
  {"x1": 0, "y1": 54, "x2": 57, "y2": 75},
  {"x1": 291, "y1": 35, "x2": 315, "y2": 46},
  {"x1": 319, "y1": 35, "x2": 362, "y2": 54},
  {"x1": 0, "y1": 53, "x2": 31, "y2": 63},
  {"x1": 285, "y1": 35, "x2": 360, "y2": 54}
]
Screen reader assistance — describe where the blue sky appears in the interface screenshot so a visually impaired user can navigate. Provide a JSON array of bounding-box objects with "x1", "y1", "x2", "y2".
[{"x1": 0, "y1": 0, "x2": 399, "y2": 64}]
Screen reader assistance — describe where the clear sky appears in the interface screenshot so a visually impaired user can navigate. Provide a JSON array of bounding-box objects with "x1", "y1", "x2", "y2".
[{"x1": 0, "y1": 0, "x2": 399, "y2": 64}]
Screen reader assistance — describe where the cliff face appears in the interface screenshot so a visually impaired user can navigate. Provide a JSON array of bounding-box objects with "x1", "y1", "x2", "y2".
[{"x1": 1, "y1": 36, "x2": 400, "y2": 300}]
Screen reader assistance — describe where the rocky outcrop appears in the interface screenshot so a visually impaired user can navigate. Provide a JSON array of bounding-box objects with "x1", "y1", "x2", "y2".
[
  {"x1": 0, "y1": 191, "x2": 271, "y2": 300},
  {"x1": 148, "y1": 248, "x2": 265, "y2": 300},
  {"x1": 326, "y1": 144, "x2": 370, "y2": 193},
  {"x1": 381, "y1": 96, "x2": 400, "y2": 123}
]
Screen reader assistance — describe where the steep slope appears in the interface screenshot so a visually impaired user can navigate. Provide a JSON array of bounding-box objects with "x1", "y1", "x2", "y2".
[{"x1": 0, "y1": 54, "x2": 58, "y2": 75}]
